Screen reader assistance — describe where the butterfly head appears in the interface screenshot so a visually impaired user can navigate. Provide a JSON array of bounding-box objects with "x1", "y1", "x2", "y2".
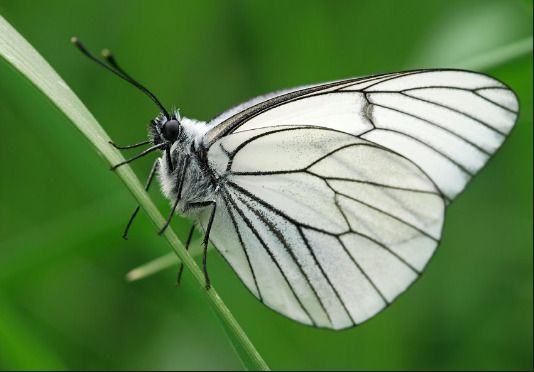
[{"x1": 151, "y1": 110, "x2": 183, "y2": 146}]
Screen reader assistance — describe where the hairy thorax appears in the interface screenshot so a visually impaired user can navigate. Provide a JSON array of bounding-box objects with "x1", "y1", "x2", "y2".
[{"x1": 157, "y1": 117, "x2": 218, "y2": 216}]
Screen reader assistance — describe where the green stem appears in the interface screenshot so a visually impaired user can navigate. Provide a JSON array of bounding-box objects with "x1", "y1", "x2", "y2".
[
  {"x1": 454, "y1": 36, "x2": 533, "y2": 71},
  {"x1": 127, "y1": 252, "x2": 180, "y2": 282},
  {"x1": 126, "y1": 241, "x2": 215, "y2": 282},
  {"x1": 0, "y1": 14, "x2": 269, "y2": 372}
]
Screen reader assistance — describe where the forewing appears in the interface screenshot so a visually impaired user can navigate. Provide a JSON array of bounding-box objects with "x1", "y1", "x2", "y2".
[
  {"x1": 204, "y1": 70, "x2": 519, "y2": 201},
  {"x1": 202, "y1": 127, "x2": 445, "y2": 330}
]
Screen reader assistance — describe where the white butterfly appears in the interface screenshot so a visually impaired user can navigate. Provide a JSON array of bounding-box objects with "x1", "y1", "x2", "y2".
[{"x1": 74, "y1": 40, "x2": 519, "y2": 330}]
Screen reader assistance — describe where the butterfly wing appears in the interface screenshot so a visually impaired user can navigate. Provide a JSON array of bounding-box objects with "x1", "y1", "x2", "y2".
[
  {"x1": 204, "y1": 69, "x2": 519, "y2": 201},
  {"x1": 199, "y1": 126, "x2": 445, "y2": 329}
]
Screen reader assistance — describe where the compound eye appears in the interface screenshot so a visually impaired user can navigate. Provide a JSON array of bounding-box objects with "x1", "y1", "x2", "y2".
[{"x1": 162, "y1": 119, "x2": 180, "y2": 142}]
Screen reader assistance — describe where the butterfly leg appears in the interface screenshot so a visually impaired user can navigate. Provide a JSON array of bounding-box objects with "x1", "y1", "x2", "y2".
[
  {"x1": 109, "y1": 139, "x2": 151, "y2": 150},
  {"x1": 110, "y1": 143, "x2": 166, "y2": 170},
  {"x1": 122, "y1": 159, "x2": 159, "y2": 239},
  {"x1": 175, "y1": 225, "x2": 195, "y2": 287},
  {"x1": 185, "y1": 201, "x2": 217, "y2": 290}
]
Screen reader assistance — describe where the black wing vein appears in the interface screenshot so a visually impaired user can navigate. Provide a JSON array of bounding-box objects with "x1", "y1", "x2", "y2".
[
  {"x1": 227, "y1": 180, "x2": 421, "y2": 275},
  {"x1": 235, "y1": 192, "x2": 334, "y2": 326},
  {"x1": 221, "y1": 193, "x2": 263, "y2": 301},
  {"x1": 222, "y1": 188, "x2": 317, "y2": 326}
]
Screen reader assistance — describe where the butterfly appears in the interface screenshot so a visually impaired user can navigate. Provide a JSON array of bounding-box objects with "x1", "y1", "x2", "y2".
[{"x1": 73, "y1": 39, "x2": 519, "y2": 330}]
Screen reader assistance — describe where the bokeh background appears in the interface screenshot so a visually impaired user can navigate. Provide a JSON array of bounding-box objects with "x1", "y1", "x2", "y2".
[{"x1": 0, "y1": 0, "x2": 532, "y2": 370}]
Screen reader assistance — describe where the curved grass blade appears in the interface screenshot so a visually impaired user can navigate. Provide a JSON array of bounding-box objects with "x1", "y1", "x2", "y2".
[
  {"x1": 127, "y1": 252, "x2": 180, "y2": 282},
  {"x1": 126, "y1": 241, "x2": 213, "y2": 282},
  {"x1": 455, "y1": 35, "x2": 533, "y2": 71},
  {"x1": 0, "y1": 14, "x2": 269, "y2": 372}
]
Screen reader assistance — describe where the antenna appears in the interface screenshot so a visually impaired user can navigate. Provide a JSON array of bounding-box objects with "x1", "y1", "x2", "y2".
[{"x1": 71, "y1": 37, "x2": 170, "y2": 120}]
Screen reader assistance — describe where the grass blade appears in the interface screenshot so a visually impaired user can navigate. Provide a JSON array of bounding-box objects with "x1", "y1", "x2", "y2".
[
  {"x1": 126, "y1": 241, "x2": 213, "y2": 282},
  {"x1": 454, "y1": 35, "x2": 533, "y2": 71},
  {"x1": 126, "y1": 252, "x2": 180, "y2": 282},
  {"x1": 0, "y1": 14, "x2": 269, "y2": 371}
]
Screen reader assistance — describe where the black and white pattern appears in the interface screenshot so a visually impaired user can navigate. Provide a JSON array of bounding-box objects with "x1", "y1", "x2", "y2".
[
  {"x1": 204, "y1": 70, "x2": 519, "y2": 201},
  {"x1": 195, "y1": 70, "x2": 518, "y2": 329},
  {"x1": 202, "y1": 126, "x2": 446, "y2": 329}
]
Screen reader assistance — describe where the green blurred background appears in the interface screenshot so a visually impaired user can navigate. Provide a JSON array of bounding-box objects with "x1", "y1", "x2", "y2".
[{"x1": 0, "y1": 0, "x2": 532, "y2": 370}]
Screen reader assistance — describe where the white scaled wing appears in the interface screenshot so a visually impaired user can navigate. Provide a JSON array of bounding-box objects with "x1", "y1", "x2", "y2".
[
  {"x1": 198, "y1": 69, "x2": 518, "y2": 329},
  {"x1": 202, "y1": 126, "x2": 446, "y2": 329},
  {"x1": 204, "y1": 69, "x2": 519, "y2": 201}
]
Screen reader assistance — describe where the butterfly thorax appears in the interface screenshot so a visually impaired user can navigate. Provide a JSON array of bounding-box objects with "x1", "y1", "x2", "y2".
[{"x1": 154, "y1": 114, "x2": 217, "y2": 216}]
